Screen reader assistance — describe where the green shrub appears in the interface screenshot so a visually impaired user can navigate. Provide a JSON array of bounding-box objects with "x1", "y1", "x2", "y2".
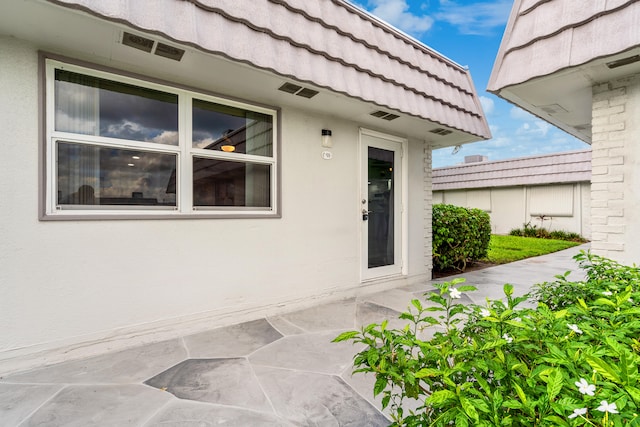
[
  {"x1": 335, "y1": 251, "x2": 640, "y2": 426},
  {"x1": 531, "y1": 252, "x2": 640, "y2": 310},
  {"x1": 509, "y1": 222, "x2": 587, "y2": 243},
  {"x1": 432, "y1": 204, "x2": 491, "y2": 271}
]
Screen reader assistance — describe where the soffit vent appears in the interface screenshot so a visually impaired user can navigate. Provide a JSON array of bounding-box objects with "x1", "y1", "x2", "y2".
[
  {"x1": 122, "y1": 32, "x2": 154, "y2": 53},
  {"x1": 606, "y1": 55, "x2": 640, "y2": 69},
  {"x1": 429, "y1": 127, "x2": 453, "y2": 136},
  {"x1": 370, "y1": 110, "x2": 399, "y2": 121},
  {"x1": 155, "y1": 43, "x2": 185, "y2": 61},
  {"x1": 538, "y1": 103, "x2": 568, "y2": 114},
  {"x1": 296, "y1": 88, "x2": 319, "y2": 98},
  {"x1": 121, "y1": 32, "x2": 185, "y2": 62},
  {"x1": 277, "y1": 83, "x2": 319, "y2": 99}
]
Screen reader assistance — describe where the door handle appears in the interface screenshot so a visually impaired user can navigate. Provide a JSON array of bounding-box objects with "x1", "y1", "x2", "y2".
[{"x1": 362, "y1": 208, "x2": 371, "y2": 221}]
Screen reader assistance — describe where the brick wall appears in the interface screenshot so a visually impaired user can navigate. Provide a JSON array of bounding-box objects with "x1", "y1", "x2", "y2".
[{"x1": 590, "y1": 79, "x2": 630, "y2": 258}]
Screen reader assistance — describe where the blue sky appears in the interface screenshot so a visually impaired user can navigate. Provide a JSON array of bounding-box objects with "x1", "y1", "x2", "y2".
[{"x1": 352, "y1": 0, "x2": 590, "y2": 168}]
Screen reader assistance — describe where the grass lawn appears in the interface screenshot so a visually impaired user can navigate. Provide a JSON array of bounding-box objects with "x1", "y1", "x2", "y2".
[{"x1": 484, "y1": 235, "x2": 582, "y2": 264}]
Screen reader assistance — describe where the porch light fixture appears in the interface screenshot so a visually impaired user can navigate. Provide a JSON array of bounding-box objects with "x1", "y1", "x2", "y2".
[
  {"x1": 321, "y1": 129, "x2": 333, "y2": 148},
  {"x1": 221, "y1": 145, "x2": 235, "y2": 152}
]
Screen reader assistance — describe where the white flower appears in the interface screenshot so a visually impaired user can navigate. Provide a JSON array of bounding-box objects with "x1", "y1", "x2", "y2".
[
  {"x1": 449, "y1": 288, "x2": 462, "y2": 299},
  {"x1": 575, "y1": 378, "x2": 595, "y2": 396},
  {"x1": 480, "y1": 308, "x2": 491, "y2": 317},
  {"x1": 502, "y1": 333, "x2": 513, "y2": 343},
  {"x1": 602, "y1": 291, "x2": 613, "y2": 296},
  {"x1": 596, "y1": 400, "x2": 618, "y2": 414},
  {"x1": 568, "y1": 408, "x2": 587, "y2": 419},
  {"x1": 568, "y1": 324, "x2": 583, "y2": 334}
]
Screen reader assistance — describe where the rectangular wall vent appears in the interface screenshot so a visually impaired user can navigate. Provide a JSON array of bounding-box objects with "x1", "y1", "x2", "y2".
[
  {"x1": 370, "y1": 110, "x2": 399, "y2": 121},
  {"x1": 296, "y1": 88, "x2": 319, "y2": 98},
  {"x1": 121, "y1": 32, "x2": 184, "y2": 62},
  {"x1": 278, "y1": 83, "x2": 302, "y2": 94},
  {"x1": 122, "y1": 32, "x2": 154, "y2": 53},
  {"x1": 155, "y1": 43, "x2": 185, "y2": 61},
  {"x1": 606, "y1": 55, "x2": 640, "y2": 69},
  {"x1": 429, "y1": 128, "x2": 453, "y2": 136},
  {"x1": 277, "y1": 83, "x2": 319, "y2": 99}
]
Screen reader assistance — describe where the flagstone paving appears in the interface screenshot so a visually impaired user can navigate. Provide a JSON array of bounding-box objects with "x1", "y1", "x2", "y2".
[{"x1": 0, "y1": 244, "x2": 588, "y2": 426}]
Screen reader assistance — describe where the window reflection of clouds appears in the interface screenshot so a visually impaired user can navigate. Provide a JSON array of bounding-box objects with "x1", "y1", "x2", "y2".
[
  {"x1": 55, "y1": 70, "x2": 178, "y2": 146},
  {"x1": 192, "y1": 105, "x2": 245, "y2": 149},
  {"x1": 57, "y1": 142, "x2": 176, "y2": 206},
  {"x1": 99, "y1": 88, "x2": 178, "y2": 145}
]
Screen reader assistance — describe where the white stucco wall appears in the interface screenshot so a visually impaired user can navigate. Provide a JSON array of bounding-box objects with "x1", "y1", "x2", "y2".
[
  {"x1": 434, "y1": 183, "x2": 591, "y2": 238},
  {"x1": 591, "y1": 73, "x2": 640, "y2": 265},
  {"x1": 0, "y1": 37, "x2": 430, "y2": 370}
]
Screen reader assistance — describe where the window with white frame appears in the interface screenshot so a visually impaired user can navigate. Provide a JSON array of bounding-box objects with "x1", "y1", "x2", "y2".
[{"x1": 45, "y1": 59, "x2": 278, "y2": 217}]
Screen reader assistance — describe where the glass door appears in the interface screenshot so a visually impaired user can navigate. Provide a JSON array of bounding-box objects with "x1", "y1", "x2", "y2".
[{"x1": 361, "y1": 131, "x2": 404, "y2": 279}]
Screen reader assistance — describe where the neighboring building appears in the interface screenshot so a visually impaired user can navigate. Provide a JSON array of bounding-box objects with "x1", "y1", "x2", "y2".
[
  {"x1": 0, "y1": 0, "x2": 489, "y2": 371},
  {"x1": 433, "y1": 150, "x2": 591, "y2": 238},
  {"x1": 489, "y1": 0, "x2": 640, "y2": 264}
]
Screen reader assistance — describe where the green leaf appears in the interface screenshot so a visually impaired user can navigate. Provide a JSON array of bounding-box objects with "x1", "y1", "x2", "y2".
[
  {"x1": 502, "y1": 400, "x2": 523, "y2": 409},
  {"x1": 625, "y1": 386, "x2": 640, "y2": 404},
  {"x1": 513, "y1": 383, "x2": 527, "y2": 405},
  {"x1": 503, "y1": 284, "x2": 514, "y2": 296},
  {"x1": 373, "y1": 376, "x2": 387, "y2": 396},
  {"x1": 415, "y1": 368, "x2": 441, "y2": 378},
  {"x1": 546, "y1": 369, "x2": 564, "y2": 401},
  {"x1": 332, "y1": 331, "x2": 359, "y2": 342},
  {"x1": 554, "y1": 309, "x2": 568, "y2": 319},
  {"x1": 411, "y1": 299, "x2": 423, "y2": 312},
  {"x1": 459, "y1": 395, "x2": 479, "y2": 422},
  {"x1": 458, "y1": 285, "x2": 477, "y2": 292},
  {"x1": 455, "y1": 412, "x2": 469, "y2": 427},
  {"x1": 594, "y1": 297, "x2": 617, "y2": 307},
  {"x1": 586, "y1": 355, "x2": 622, "y2": 384},
  {"x1": 427, "y1": 389, "x2": 456, "y2": 404},
  {"x1": 381, "y1": 394, "x2": 390, "y2": 410},
  {"x1": 543, "y1": 416, "x2": 570, "y2": 427}
]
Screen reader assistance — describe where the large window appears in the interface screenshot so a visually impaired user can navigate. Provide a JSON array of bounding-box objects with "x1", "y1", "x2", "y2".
[{"x1": 45, "y1": 59, "x2": 278, "y2": 217}]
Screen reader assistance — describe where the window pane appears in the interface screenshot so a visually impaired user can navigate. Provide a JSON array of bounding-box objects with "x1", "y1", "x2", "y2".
[
  {"x1": 192, "y1": 99, "x2": 273, "y2": 156},
  {"x1": 57, "y1": 142, "x2": 177, "y2": 207},
  {"x1": 193, "y1": 157, "x2": 271, "y2": 207},
  {"x1": 55, "y1": 70, "x2": 178, "y2": 145}
]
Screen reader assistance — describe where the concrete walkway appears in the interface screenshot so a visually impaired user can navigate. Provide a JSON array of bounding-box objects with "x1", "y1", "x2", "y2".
[{"x1": 0, "y1": 244, "x2": 589, "y2": 426}]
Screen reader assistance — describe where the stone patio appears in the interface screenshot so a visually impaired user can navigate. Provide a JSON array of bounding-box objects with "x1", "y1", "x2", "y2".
[{"x1": 0, "y1": 244, "x2": 588, "y2": 426}]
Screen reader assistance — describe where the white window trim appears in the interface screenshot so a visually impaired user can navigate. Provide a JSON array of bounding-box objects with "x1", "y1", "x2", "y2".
[{"x1": 43, "y1": 58, "x2": 279, "y2": 219}]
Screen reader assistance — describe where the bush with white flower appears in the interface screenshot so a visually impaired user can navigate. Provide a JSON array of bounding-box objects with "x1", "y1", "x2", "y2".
[{"x1": 334, "y1": 252, "x2": 640, "y2": 426}]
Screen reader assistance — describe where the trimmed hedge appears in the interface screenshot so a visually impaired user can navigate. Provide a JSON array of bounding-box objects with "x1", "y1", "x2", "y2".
[{"x1": 432, "y1": 204, "x2": 491, "y2": 271}]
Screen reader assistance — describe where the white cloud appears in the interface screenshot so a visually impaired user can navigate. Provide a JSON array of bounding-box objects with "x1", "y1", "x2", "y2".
[
  {"x1": 510, "y1": 106, "x2": 535, "y2": 120},
  {"x1": 435, "y1": 0, "x2": 512, "y2": 35},
  {"x1": 366, "y1": 0, "x2": 434, "y2": 34},
  {"x1": 151, "y1": 130, "x2": 179, "y2": 146},
  {"x1": 479, "y1": 96, "x2": 495, "y2": 115}
]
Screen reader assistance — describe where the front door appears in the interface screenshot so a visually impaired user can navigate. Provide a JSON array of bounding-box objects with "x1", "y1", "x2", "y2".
[{"x1": 361, "y1": 130, "x2": 405, "y2": 280}]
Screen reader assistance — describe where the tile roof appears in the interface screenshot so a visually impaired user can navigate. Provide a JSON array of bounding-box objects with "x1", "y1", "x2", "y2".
[
  {"x1": 488, "y1": 0, "x2": 640, "y2": 91},
  {"x1": 433, "y1": 150, "x2": 591, "y2": 190},
  {"x1": 48, "y1": 0, "x2": 491, "y2": 139}
]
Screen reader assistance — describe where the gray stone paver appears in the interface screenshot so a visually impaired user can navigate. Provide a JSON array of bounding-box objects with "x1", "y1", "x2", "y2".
[
  {"x1": 20, "y1": 385, "x2": 172, "y2": 427},
  {"x1": 0, "y1": 383, "x2": 63, "y2": 426},
  {"x1": 143, "y1": 400, "x2": 295, "y2": 426},
  {"x1": 183, "y1": 319, "x2": 282, "y2": 358},
  {"x1": 4, "y1": 339, "x2": 187, "y2": 385},
  {"x1": 0, "y1": 244, "x2": 588, "y2": 426}
]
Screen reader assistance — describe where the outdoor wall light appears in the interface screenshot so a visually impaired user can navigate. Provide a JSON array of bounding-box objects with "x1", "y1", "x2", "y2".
[
  {"x1": 321, "y1": 129, "x2": 333, "y2": 148},
  {"x1": 221, "y1": 145, "x2": 236, "y2": 152}
]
